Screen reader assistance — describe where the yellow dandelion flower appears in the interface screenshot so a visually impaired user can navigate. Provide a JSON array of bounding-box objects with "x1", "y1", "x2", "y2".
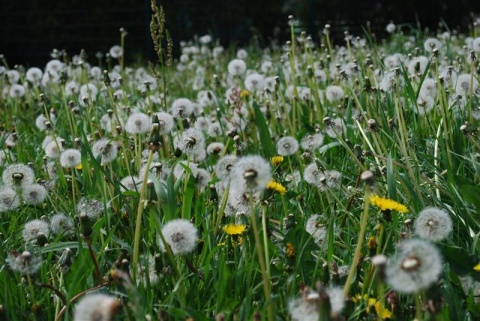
[
  {"x1": 370, "y1": 195, "x2": 408, "y2": 213},
  {"x1": 76, "y1": 164, "x2": 83, "y2": 171},
  {"x1": 240, "y1": 89, "x2": 250, "y2": 98},
  {"x1": 286, "y1": 242, "x2": 295, "y2": 257},
  {"x1": 374, "y1": 301, "x2": 393, "y2": 319},
  {"x1": 270, "y1": 155, "x2": 284, "y2": 166},
  {"x1": 223, "y1": 224, "x2": 247, "y2": 235},
  {"x1": 474, "y1": 262, "x2": 480, "y2": 272},
  {"x1": 367, "y1": 236, "x2": 377, "y2": 249},
  {"x1": 267, "y1": 180, "x2": 287, "y2": 195}
]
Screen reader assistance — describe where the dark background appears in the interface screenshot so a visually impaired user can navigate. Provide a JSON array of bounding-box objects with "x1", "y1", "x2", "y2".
[{"x1": 1, "y1": 0, "x2": 480, "y2": 67}]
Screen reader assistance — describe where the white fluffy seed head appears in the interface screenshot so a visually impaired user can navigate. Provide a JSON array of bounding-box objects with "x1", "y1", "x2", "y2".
[
  {"x1": 21, "y1": 183, "x2": 48, "y2": 205},
  {"x1": 60, "y1": 149, "x2": 82, "y2": 168},
  {"x1": 158, "y1": 219, "x2": 198, "y2": 255},
  {"x1": 229, "y1": 155, "x2": 271, "y2": 194},
  {"x1": 73, "y1": 293, "x2": 121, "y2": 321},
  {"x1": 2, "y1": 163, "x2": 35, "y2": 188},
  {"x1": 414, "y1": 207, "x2": 453, "y2": 241},
  {"x1": 124, "y1": 112, "x2": 152, "y2": 134},
  {"x1": 23, "y1": 219, "x2": 50, "y2": 243}
]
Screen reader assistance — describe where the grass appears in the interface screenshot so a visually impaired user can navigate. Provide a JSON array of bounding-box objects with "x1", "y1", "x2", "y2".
[{"x1": 1, "y1": 8, "x2": 480, "y2": 321}]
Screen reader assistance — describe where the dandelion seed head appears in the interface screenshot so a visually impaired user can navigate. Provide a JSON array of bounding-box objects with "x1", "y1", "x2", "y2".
[
  {"x1": 244, "y1": 73, "x2": 265, "y2": 92},
  {"x1": 277, "y1": 136, "x2": 299, "y2": 156},
  {"x1": 23, "y1": 219, "x2": 50, "y2": 243},
  {"x1": 50, "y1": 213, "x2": 74, "y2": 236},
  {"x1": 2, "y1": 163, "x2": 35, "y2": 188},
  {"x1": 124, "y1": 112, "x2": 151, "y2": 134},
  {"x1": 215, "y1": 155, "x2": 238, "y2": 181},
  {"x1": 158, "y1": 219, "x2": 198, "y2": 255},
  {"x1": 306, "y1": 214, "x2": 327, "y2": 245},
  {"x1": 6, "y1": 250, "x2": 42, "y2": 275},
  {"x1": 176, "y1": 128, "x2": 205, "y2": 155},
  {"x1": 73, "y1": 293, "x2": 121, "y2": 321},
  {"x1": 227, "y1": 59, "x2": 247, "y2": 76},
  {"x1": 77, "y1": 198, "x2": 104, "y2": 220},
  {"x1": 300, "y1": 133, "x2": 325, "y2": 151},
  {"x1": 154, "y1": 112, "x2": 175, "y2": 134},
  {"x1": 171, "y1": 98, "x2": 194, "y2": 118},
  {"x1": 386, "y1": 238, "x2": 442, "y2": 293},
  {"x1": 22, "y1": 183, "x2": 48, "y2": 205},
  {"x1": 414, "y1": 207, "x2": 452, "y2": 241},
  {"x1": 60, "y1": 149, "x2": 82, "y2": 168},
  {"x1": 230, "y1": 155, "x2": 272, "y2": 193},
  {"x1": 92, "y1": 139, "x2": 119, "y2": 165},
  {"x1": 325, "y1": 85, "x2": 344, "y2": 102}
]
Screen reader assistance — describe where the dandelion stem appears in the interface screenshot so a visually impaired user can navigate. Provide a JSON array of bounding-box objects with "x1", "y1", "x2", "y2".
[
  {"x1": 132, "y1": 149, "x2": 154, "y2": 274},
  {"x1": 344, "y1": 188, "x2": 370, "y2": 297}
]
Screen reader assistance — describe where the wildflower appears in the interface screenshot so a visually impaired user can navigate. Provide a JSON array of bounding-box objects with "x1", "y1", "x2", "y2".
[
  {"x1": 6, "y1": 250, "x2": 42, "y2": 275},
  {"x1": 6, "y1": 69, "x2": 20, "y2": 84},
  {"x1": 236, "y1": 49, "x2": 248, "y2": 59},
  {"x1": 154, "y1": 112, "x2": 175, "y2": 134},
  {"x1": 207, "y1": 142, "x2": 225, "y2": 155},
  {"x1": 286, "y1": 242, "x2": 295, "y2": 257},
  {"x1": 80, "y1": 83, "x2": 98, "y2": 100},
  {"x1": 386, "y1": 239, "x2": 442, "y2": 293},
  {"x1": 223, "y1": 224, "x2": 247, "y2": 235},
  {"x1": 158, "y1": 219, "x2": 198, "y2": 255},
  {"x1": 423, "y1": 38, "x2": 442, "y2": 52},
  {"x1": 50, "y1": 213, "x2": 74, "y2": 236},
  {"x1": 171, "y1": 98, "x2": 194, "y2": 119},
  {"x1": 270, "y1": 155, "x2": 284, "y2": 166},
  {"x1": 277, "y1": 136, "x2": 299, "y2": 156},
  {"x1": 23, "y1": 219, "x2": 50, "y2": 243},
  {"x1": 65, "y1": 80, "x2": 80, "y2": 96},
  {"x1": 125, "y1": 112, "x2": 152, "y2": 134},
  {"x1": 303, "y1": 162, "x2": 325, "y2": 186},
  {"x1": 386, "y1": 21, "x2": 396, "y2": 33},
  {"x1": 370, "y1": 195, "x2": 408, "y2": 213},
  {"x1": 407, "y1": 56, "x2": 429, "y2": 75},
  {"x1": 306, "y1": 214, "x2": 327, "y2": 245},
  {"x1": 207, "y1": 122, "x2": 223, "y2": 137},
  {"x1": 244, "y1": 73, "x2": 265, "y2": 92},
  {"x1": 60, "y1": 149, "x2": 82, "y2": 168},
  {"x1": 474, "y1": 262, "x2": 480, "y2": 272},
  {"x1": 2, "y1": 163, "x2": 35, "y2": 188},
  {"x1": 26, "y1": 67, "x2": 43, "y2": 85},
  {"x1": 92, "y1": 139, "x2": 119, "y2": 165},
  {"x1": 267, "y1": 180, "x2": 287, "y2": 195},
  {"x1": 239, "y1": 89, "x2": 250, "y2": 98},
  {"x1": 0, "y1": 186, "x2": 20, "y2": 211},
  {"x1": 227, "y1": 59, "x2": 247, "y2": 76},
  {"x1": 9, "y1": 84, "x2": 26, "y2": 98},
  {"x1": 414, "y1": 207, "x2": 452, "y2": 241},
  {"x1": 325, "y1": 117, "x2": 345, "y2": 138},
  {"x1": 230, "y1": 155, "x2": 272, "y2": 193},
  {"x1": 21, "y1": 183, "x2": 48, "y2": 205},
  {"x1": 73, "y1": 293, "x2": 121, "y2": 321},
  {"x1": 77, "y1": 198, "x2": 104, "y2": 220},
  {"x1": 215, "y1": 156, "x2": 237, "y2": 182}
]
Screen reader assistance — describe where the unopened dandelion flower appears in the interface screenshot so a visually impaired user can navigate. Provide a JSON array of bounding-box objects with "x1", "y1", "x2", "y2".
[
  {"x1": 73, "y1": 293, "x2": 121, "y2": 321},
  {"x1": 227, "y1": 59, "x2": 247, "y2": 76},
  {"x1": 286, "y1": 242, "x2": 295, "y2": 257},
  {"x1": 50, "y1": 213, "x2": 74, "y2": 236},
  {"x1": 370, "y1": 195, "x2": 408, "y2": 213},
  {"x1": 60, "y1": 149, "x2": 82, "y2": 168},
  {"x1": 6, "y1": 250, "x2": 42, "y2": 275},
  {"x1": 386, "y1": 238, "x2": 442, "y2": 293},
  {"x1": 414, "y1": 207, "x2": 452, "y2": 241},
  {"x1": 92, "y1": 139, "x2": 119, "y2": 164},
  {"x1": 267, "y1": 180, "x2": 287, "y2": 195},
  {"x1": 2, "y1": 163, "x2": 35, "y2": 188},
  {"x1": 171, "y1": 98, "x2": 194, "y2": 119},
  {"x1": 158, "y1": 219, "x2": 198, "y2": 255},
  {"x1": 125, "y1": 112, "x2": 151, "y2": 134},
  {"x1": 223, "y1": 224, "x2": 247, "y2": 235},
  {"x1": 277, "y1": 136, "x2": 299, "y2": 156},
  {"x1": 230, "y1": 155, "x2": 272, "y2": 193},
  {"x1": 23, "y1": 219, "x2": 50, "y2": 243},
  {"x1": 22, "y1": 183, "x2": 48, "y2": 205}
]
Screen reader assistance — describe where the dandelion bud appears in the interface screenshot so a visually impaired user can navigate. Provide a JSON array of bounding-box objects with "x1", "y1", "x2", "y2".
[
  {"x1": 367, "y1": 118, "x2": 378, "y2": 131},
  {"x1": 360, "y1": 170, "x2": 375, "y2": 186},
  {"x1": 79, "y1": 213, "x2": 93, "y2": 239}
]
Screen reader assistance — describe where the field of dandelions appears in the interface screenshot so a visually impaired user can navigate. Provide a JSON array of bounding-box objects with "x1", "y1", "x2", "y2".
[{"x1": 2, "y1": 4, "x2": 480, "y2": 320}]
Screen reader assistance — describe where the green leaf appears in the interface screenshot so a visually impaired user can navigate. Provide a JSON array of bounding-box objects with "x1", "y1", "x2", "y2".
[{"x1": 252, "y1": 101, "x2": 275, "y2": 157}]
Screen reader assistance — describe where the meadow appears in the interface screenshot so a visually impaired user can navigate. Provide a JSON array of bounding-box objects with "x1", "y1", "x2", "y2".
[{"x1": 1, "y1": 5, "x2": 480, "y2": 320}]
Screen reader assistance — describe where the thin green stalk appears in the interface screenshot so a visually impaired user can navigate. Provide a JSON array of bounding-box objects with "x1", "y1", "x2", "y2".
[{"x1": 344, "y1": 188, "x2": 370, "y2": 297}]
